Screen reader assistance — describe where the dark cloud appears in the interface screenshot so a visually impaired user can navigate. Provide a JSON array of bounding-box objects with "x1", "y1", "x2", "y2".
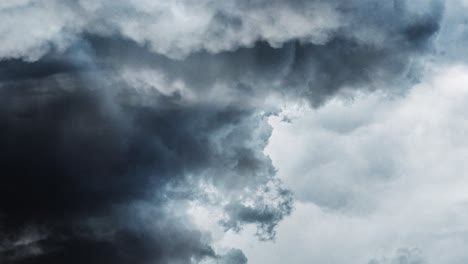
[
  {"x1": 1, "y1": 217, "x2": 215, "y2": 264},
  {"x1": 0, "y1": 56, "x2": 289, "y2": 263},
  {"x1": 0, "y1": 0, "x2": 449, "y2": 263},
  {"x1": 220, "y1": 184, "x2": 293, "y2": 241},
  {"x1": 85, "y1": 0, "x2": 443, "y2": 107}
]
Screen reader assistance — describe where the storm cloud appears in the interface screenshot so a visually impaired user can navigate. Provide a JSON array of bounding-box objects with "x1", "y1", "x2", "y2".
[
  {"x1": 0, "y1": 55, "x2": 291, "y2": 263},
  {"x1": 1, "y1": 0, "x2": 444, "y2": 106},
  {"x1": 0, "y1": 0, "x2": 453, "y2": 263}
]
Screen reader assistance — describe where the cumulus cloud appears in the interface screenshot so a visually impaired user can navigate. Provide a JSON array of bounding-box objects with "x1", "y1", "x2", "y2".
[
  {"x1": 224, "y1": 65, "x2": 468, "y2": 263},
  {"x1": 0, "y1": 52, "x2": 291, "y2": 263},
  {"x1": 1, "y1": 0, "x2": 445, "y2": 106},
  {"x1": 0, "y1": 0, "x2": 465, "y2": 263},
  {"x1": 1, "y1": 0, "x2": 443, "y2": 59},
  {"x1": 266, "y1": 65, "x2": 468, "y2": 214}
]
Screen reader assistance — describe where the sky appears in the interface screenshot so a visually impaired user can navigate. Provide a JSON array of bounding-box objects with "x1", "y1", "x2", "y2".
[{"x1": 1, "y1": 0, "x2": 468, "y2": 263}]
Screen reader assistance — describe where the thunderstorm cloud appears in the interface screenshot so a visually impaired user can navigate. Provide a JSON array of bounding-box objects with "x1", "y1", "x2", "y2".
[{"x1": 2, "y1": 0, "x2": 468, "y2": 263}]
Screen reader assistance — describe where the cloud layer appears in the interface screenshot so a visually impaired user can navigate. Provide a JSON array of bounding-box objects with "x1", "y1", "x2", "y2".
[
  {"x1": 1, "y1": 0, "x2": 465, "y2": 263},
  {"x1": 225, "y1": 65, "x2": 468, "y2": 264},
  {"x1": 0, "y1": 54, "x2": 291, "y2": 263}
]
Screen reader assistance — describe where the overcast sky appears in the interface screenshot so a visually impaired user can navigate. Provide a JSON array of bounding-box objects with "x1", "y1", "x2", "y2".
[{"x1": 1, "y1": 1, "x2": 468, "y2": 263}]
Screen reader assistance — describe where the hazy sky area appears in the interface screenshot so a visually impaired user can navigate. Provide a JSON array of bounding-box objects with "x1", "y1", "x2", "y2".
[{"x1": 1, "y1": 1, "x2": 468, "y2": 263}]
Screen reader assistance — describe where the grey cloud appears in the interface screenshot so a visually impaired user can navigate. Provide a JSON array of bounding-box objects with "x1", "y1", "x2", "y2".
[
  {"x1": 0, "y1": 0, "x2": 457, "y2": 263},
  {"x1": 1, "y1": 0, "x2": 444, "y2": 107},
  {"x1": 434, "y1": 0, "x2": 468, "y2": 63},
  {"x1": 265, "y1": 93, "x2": 408, "y2": 214},
  {"x1": 368, "y1": 248, "x2": 426, "y2": 264},
  {"x1": 1, "y1": 1, "x2": 443, "y2": 57},
  {"x1": 0, "y1": 0, "x2": 339, "y2": 60},
  {"x1": 0, "y1": 52, "x2": 290, "y2": 263},
  {"x1": 220, "y1": 183, "x2": 293, "y2": 240},
  {"x1": 217, "y1": 249, "x2": 248, "y2": 264},
  {"x1": 88, "y1": 30, "x2": 437, "y2": 110}
]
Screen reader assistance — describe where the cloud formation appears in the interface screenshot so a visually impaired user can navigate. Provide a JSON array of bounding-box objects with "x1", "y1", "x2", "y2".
[
  {"x1": 1, "y1": 0, "x2": 444, "y2": 107},
  {"x1": 1, "y1": 0, "x2": 443, "y2": 59},
  {"x1": 236, "y1": 65, "x2": 468, "y2": 264},
  {"x1": 0, "y1": 0, "x2": 459, "y2": 263},
  {"x1": 0, "y1": 54, "x2": 291, "y2": 263}
]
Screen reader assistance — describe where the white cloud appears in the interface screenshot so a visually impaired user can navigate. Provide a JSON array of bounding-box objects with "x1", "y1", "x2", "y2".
[
  {"x1": 0, "y1": 0, "x2": 82, "y2": 61},
  {"x1": 0, "y1": 0, "x2": 443, "y2": 60},
  {"x1": 0, "y1": 0, "x2": 340, "y2": 60},
  {"x1": 193, "y1": 64, "x2": 468, "y2": 263}
]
